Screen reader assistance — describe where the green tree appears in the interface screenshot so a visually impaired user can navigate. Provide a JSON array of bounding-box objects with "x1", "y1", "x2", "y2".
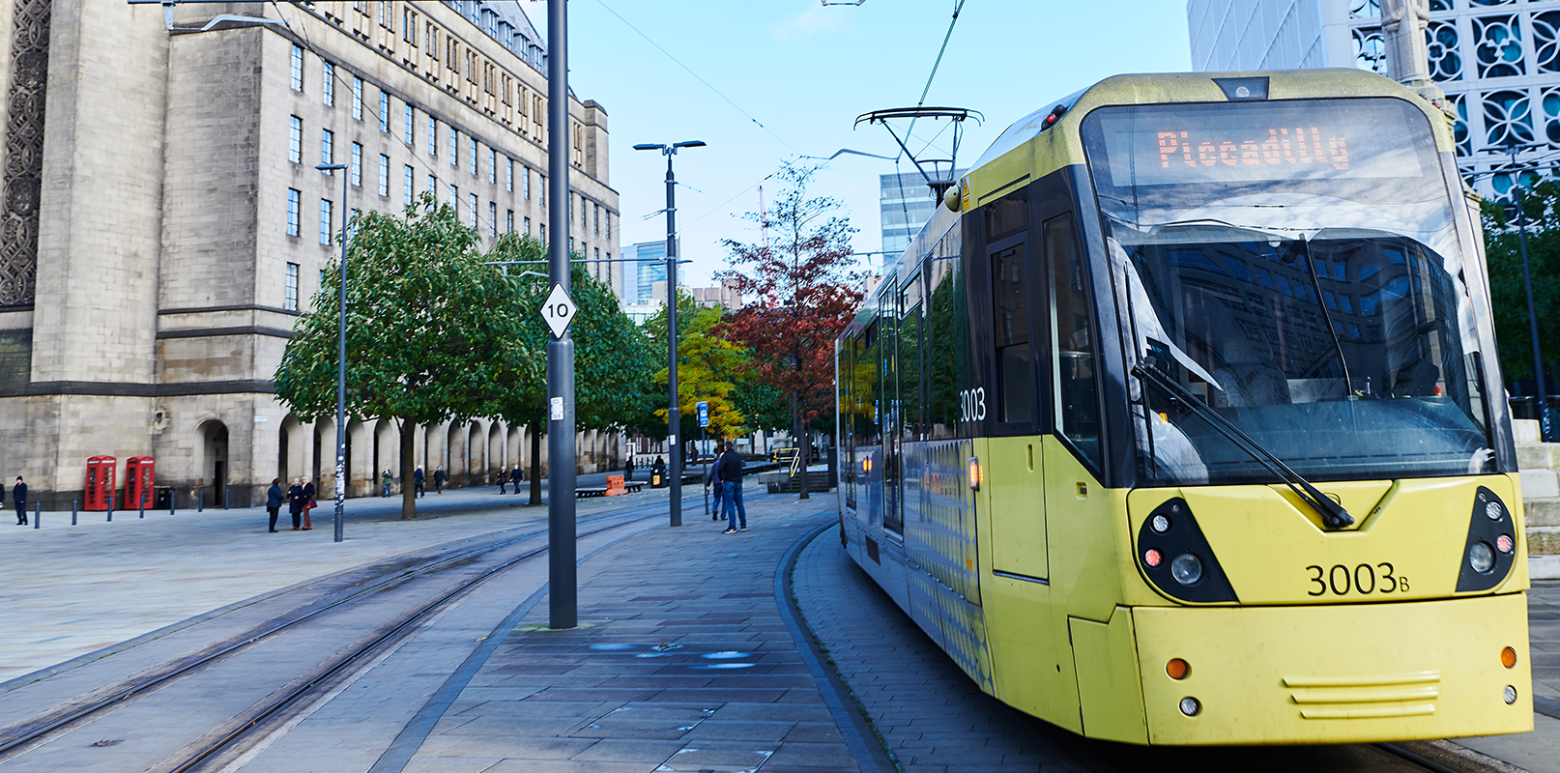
[
  {"x1": 644, "y1": 291, "x2": 749, "y2": 448},
  {"x1": 485, "y1": 233, "x2": 657, "y2": 504},
  {"x1": 1480, "y1": 183, "x2": 1560, "y2": 388},
  {"x1": 275, "y1": 197, "x2": 529, "y2": 519}
]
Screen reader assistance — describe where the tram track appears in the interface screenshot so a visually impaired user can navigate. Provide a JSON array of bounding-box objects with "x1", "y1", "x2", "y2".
[{"x1": 0, "y1": 502, "x2": 665, "y2": 771}]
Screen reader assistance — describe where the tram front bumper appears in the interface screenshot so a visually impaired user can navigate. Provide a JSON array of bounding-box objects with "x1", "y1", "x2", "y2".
[{"x1": 1131, "y1": 592, "x2": 1533, "y2": 745}]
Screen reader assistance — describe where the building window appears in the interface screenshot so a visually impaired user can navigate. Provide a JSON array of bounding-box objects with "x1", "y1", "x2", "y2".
[
  {"x1": 523, "y1": 168, "x2": 530, "y2": 199},
  {"x1": 489, "y1": 202, "x2": 497, "y2": 237},
  {"x1": 487, "y1": 148, "x2": 496, "y2": 183},
  {"x1": 449, "y1": 183, "x2": 457, "y2": 209},
  {"x1": 404, "y1": 165, "x2": 414, "y2": 206},
  {"x1": 285, "y1": 262, "x2": 300, "y2": 311},
  {"x1": 594, "y1": 204, "x2": 600, "y2": 235},
  {"x1": 323, "y1": 61, "x2": 334, "y2": 106},
  {"x1": 580, "y1": 196, "x2": 587, "y2": 229},
  {"x1": 288, "y1": 116, "x2": 301, "y2": 163},
  {"x1": 428, "y1": 117, "x2": 437, "y2": 156},
  {"x1": 352, "y1": 76, "x2": 363, "y2": 120},
  {"x1": 507, "y1": 209, "x2": 514, "y2": 234},
  {"x1": 449, "y1": 127, "x2": 458, "y2": 166},
  {"x1": 427, "y1": 23, "x2": 438, "y2": 59},
  {"x1": 539, "y1": 176, "x2": 545, "y2": 207},
  {"x1": 378, "y1": 92, "x2": 389, "y2": 132},
  {"x1": 290, "y1": 45, "x2": 303, "y2": 91},
  {"x1": 350, "y1": 142, "x2": 362, "y2": 186},
  {"x1": 469, "y1": 193, "x2": 478, "y2": 227},
  {"x1": 404, "y1": 9, "x2": 417, "y2": 44},
  {"x1": 321, "y1": 129, "x2": 334, "y2": 167},
  {"x1": 404, "y1": 105, "x2": 414, "y2": 143},
  {"x1": 320, "y1": 199, "x2": 333, "y2": 245},
  {"x1": 287, "y1": 189, "x2": 300, "y2": 236},
  {"x1": 468, "y1": 137, "x2": 477, "y2": 175},
  {"x1": 506, "y1": 157, "x2": 514, "y2": 192},
  {"x1": 605, "y1": 212, "x2": 611, "y2": 239},
  {"x1": 378, "y1": 154, "x2": 389, "y2": 196},
  {"x1": 427, "y1": 173, "x2": 436, "y2": 197},
  {"x1": 540, "y1": 223, "x2": 545, "y2": 243},
  {"x1": 525, "y1": 216, "x2": 531, "y2": 236}
]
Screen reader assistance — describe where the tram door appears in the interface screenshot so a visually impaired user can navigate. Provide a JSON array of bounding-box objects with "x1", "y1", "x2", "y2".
[{"x1": 881, "y1": 292, "x2": 903, "y2": 534}]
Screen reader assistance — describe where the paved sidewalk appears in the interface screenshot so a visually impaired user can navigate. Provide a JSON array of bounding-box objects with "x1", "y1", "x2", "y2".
[
  {"x1": 389, "y1": 493, "x2": 854, "y2": 773},
  {"x1": 0, "y1": 481, "x2": 679, "y2": 682}
]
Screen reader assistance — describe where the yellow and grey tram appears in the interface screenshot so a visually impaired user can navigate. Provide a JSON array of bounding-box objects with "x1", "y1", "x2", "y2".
[{"x1": 834, "y1": 69, "x2": 1532, "y2": 745}]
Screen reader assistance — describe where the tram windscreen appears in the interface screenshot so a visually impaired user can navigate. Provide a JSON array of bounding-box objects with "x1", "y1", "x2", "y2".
[{"x1": 1081, "y1": 98, "x2": 1495, "y2": 485}]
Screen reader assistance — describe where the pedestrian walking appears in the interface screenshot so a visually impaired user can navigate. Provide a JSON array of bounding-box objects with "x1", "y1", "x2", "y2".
[
  {"x1": 12, "y1": 476, "x2": 26, "y2": 526},
  {"x1": 497, "y1": 468, "x2": 509, "y2": 494},
  {"x1": 301, "y1": 477, "x2": 316, "y2": 530},
  {"x1": 433, "y1": 465, "x2": 446, "y2": 495},
  {"x1": 287, "y1": 478, "x2": 305, "y2": 530},
  {"x1": 704, "y1": 458, "x2": 723, "y2": 521},
  {"x1": 381, "y1": 468, "x2": 393, "y2": 497},
  {"x1": 719, "y1": 442, "x2": 747, "y2": 533},
  {"x1": 625, "y1": 457, "x2": 636, "y2": 482},
  {"x1": 511, "y1": 464, "x2": 523, "y2": 494},
  {"x1": 266, "y1": 478, "x2": 284, "y2": 532},
  {"x1": 414, "y1": 465, "x2": 425, "y2": 498}
]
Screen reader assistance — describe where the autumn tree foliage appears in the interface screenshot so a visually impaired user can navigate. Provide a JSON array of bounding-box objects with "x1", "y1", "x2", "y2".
[{"x1": 716, "y1": 162, "x2": 864, "y2": 498}]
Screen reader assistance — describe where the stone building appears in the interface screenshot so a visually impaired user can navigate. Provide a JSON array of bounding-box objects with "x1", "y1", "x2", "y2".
[{"x1": 0, "y1": 1, "x2": 621, "y2": 508}]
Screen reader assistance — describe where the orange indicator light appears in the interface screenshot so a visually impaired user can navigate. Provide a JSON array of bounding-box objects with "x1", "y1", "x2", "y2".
[
  {"x1": 1166, "y1": 658, "x2": 1190, "y2": 680},
  {"x1": 1502, "y1": 647, "x2": 1517, "y2": 669}
]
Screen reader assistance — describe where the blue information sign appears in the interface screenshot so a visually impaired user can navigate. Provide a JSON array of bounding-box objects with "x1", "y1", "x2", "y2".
[{"x1": 696, "y1": 401, "x2": 709, "y2": 428}]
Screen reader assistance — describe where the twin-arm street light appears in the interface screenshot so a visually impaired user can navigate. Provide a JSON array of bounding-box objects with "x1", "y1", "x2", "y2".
[
  {"x1": 632, "y1": 140, "x2": 706, "y2": 528},
  {"x1": 316, "y1": 161, "x2": 349, "y2": 543}
]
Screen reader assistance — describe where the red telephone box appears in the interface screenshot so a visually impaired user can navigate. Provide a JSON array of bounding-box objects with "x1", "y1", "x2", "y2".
[
  {"x1": 126, "y1": 456, "x2": 155, "y2": 509},
  {"x1": 85, "y1": 456, "x2": 117, "y2": 511}
]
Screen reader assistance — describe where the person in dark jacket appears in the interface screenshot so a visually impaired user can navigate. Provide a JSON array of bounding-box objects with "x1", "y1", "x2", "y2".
[
  {"x1": 301, "y1": 477, "x2": 316, "y2": 530},
  {"x1": 625, "y1": 457, "x2": 636, "y2": 481},
  {"x1": 414, "y1": 466, "x2": 425, "y2": 498},
  {"x1": 433, "y1": 465, "x2": 447, "y2": 494},
  {"x1": 718, "y1": 443, "x2": 746, "y2": 533},
  {"x1": 497, "y1": 467, "x2": 509, "y2": 494},
  {"x1": 512, "y1": 464, "x2": 523, "y2": 493},
  {"x1": 704, "y1": 457, "x2": 724, "y2": 522},
  {"x1": 13, "y1": 476, "x2": 26, "y2": 526},
  {"x1": 265, "y1": 478, "x2": 284, "y2": 532},
  {"x1": 287, "y1": 478, "x2": 305, "y2": 530}
]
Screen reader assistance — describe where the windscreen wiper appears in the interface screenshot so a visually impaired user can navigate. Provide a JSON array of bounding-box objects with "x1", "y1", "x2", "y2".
[{"x1": 1132, "y1": 357, "x2": 1355, "y2": 530}]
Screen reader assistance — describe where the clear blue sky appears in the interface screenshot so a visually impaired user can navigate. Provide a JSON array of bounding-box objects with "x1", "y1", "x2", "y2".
[{"x1": 518, "y1": 0, "x2": 1194, "y2": 286}]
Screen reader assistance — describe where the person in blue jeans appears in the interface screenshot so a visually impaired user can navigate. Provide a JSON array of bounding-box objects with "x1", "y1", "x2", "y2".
[{"x1": 717, "y1": 442, "x2": 746, "y2": 533}]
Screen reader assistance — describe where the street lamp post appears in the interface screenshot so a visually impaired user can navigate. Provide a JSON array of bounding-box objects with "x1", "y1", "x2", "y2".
[
  {"x1": 1499, "y1": 142, "x2": 1554, "y2": 442},
  {"x1": 316, "y1": 161, "x2": 349, "y2": 543},
  {"x1": 633, "y1": 140, "x2": 706, "y2": 528}
]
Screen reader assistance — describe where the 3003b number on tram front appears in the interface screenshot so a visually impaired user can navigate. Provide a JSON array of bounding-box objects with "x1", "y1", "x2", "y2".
[{"x1": 1305, "y1": 563, "x2": 1409, "y2": 596}]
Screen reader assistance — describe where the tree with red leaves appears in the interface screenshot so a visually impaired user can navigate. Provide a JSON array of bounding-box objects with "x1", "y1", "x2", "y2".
[{"x1": 716, "y1": 163, "x2": 865, "y2": 499}]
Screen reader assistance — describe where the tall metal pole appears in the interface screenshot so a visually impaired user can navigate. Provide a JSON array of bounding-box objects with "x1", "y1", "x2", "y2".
[
  {"x1": 1508, "y1": 143, "x2": 1554, "y2": 441},
  {"x1": 665, "y1": 153, "x2": 682, "y2": 528},
  {"x1": 546, "y1": 0, "x2": 577, "y2": 629},
  {"x1": 1514, "y1": 185, "x2": 1553, "y2": 441}
]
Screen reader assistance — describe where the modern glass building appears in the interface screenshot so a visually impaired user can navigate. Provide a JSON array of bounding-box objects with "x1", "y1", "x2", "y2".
[
  {"x1": 880, "y1": 170, "x2": 962, "y2": 257},
  {"x1": 1187, "y1": 0, "x2": 1560, "y2": 201}
]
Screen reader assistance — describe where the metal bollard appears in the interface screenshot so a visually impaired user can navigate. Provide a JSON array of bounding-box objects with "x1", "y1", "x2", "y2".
[
  {"x1": 223, "y1": 486, "x2": 229, "y2": 510},
  {"x1": 71, "y1": 498, "x2": 77, "y2": 526},
  {"x1": 107, "y1": 500, "x2": 113, "y2": 522},
  {"x1": 139, "y1": 504, "x2": 144, "y2": 519},
  {"x1": 33, "y1": 501, "x2": 39, "y2": 529},
  {"x1": 198, "y1": 489, "x2": 203, "y2": 513},
  {"x1": 170, "y1": 494, "x2": 175, "y2": 515}
]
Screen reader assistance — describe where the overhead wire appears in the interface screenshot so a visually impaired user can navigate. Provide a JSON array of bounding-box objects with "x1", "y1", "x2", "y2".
[{"x1": 588, "y1": 0, "x2": 800, "y2": 155}]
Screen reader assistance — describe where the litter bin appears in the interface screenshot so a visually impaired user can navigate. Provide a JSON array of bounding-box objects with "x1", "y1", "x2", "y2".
[
  {"x1": 155, "y1": 486, "x2": 174, "y2": 509},
  {"x1": 650, "y1": 471, "x2": 663, "y2": 488}
]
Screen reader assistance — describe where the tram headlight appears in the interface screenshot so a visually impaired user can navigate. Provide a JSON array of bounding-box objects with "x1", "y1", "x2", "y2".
[
  {"x1": 1170, "y1": 553, "x2": 1203, "y2": 586},
  {"x1": 1468, "y1": 541, "x2": 1496, "y2": 574},
  {"x1": 1504, "y1": 685, "x2": 1518, "y2": 705},
  {"x1": 1486, "y1": 501, "x2": 1503, "y2": 521},
  {"x1": 1151, "y1": 514, "x2": 1171, "y2": 533}
]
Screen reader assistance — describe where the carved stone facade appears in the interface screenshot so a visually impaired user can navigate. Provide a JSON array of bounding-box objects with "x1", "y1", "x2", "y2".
[{"x1": 0, "y1": 2, "x2": 621, "y2": 507}]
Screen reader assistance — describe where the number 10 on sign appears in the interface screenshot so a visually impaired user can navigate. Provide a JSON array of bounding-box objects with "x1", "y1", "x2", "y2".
[{"x1": 541, "y1": 283, "x2": 577, "y2": 339}]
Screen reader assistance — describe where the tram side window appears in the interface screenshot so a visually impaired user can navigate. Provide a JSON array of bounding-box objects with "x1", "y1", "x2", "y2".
[
  {"x1": 992, "y1": 243, "x2": 1033, "y2": 425},
  {"x1": 901, "y1": 275, "x2": 924, "y2": 441},
  {"x1": 1047, "y1": 215, "x2": 1102, "y2": 467},
  {"x1": 926, "y1": 234, "x2": 963, "y2": 439}
]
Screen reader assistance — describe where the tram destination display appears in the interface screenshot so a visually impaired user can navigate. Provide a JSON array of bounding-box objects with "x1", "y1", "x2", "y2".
[{"x1": 1091, "y1": 98, "x2": 1430, "y2": 188}]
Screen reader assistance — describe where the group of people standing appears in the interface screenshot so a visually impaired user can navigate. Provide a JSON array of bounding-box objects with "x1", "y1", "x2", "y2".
[
  {"x1": 264, "y1": 477, "x2": 316, "y2": 532},
  {"x1": 704, "y1": 442, "x2": 747, "y2": 533}
]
